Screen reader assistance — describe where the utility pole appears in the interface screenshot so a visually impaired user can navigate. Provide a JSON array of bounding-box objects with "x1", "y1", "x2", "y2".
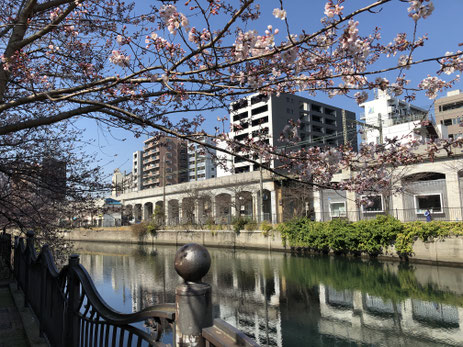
[
  {"x1": 194, "y1": 150, "x2": 197, "y2": 181},
  {"x1": 346, "y1": 118, "x2": 383, "y2": 144},
  {"x1": 259, "y1": 154, "x2": 263, "y2": 223},
  {"x1": 378, "y1": 114, "x2": 383, "y2": 144},
  {"x1": 163, "y1": 155, "x2": 166, "y2": 222}
]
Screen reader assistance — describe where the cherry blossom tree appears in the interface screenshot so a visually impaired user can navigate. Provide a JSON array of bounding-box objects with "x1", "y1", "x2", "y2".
[
  {"x1": 1, "y1": 0, "x2": 462, "y2": 214},
  {"x1": 0, "y1": 121, "x2": 106, "y2": 260}
]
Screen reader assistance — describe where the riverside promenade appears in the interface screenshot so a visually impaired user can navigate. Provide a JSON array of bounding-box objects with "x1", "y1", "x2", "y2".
[
  {"x1": 0, "y1": 277, "x2": 27, "y2": 347},
  {"x1": 0, "y1": 268, "x2": 46, "y2": 346}
]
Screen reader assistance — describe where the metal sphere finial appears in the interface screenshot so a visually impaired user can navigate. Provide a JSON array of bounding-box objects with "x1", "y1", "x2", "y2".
[{"x1": 174, "y1": 243, "x2": 211, "y2": 283}]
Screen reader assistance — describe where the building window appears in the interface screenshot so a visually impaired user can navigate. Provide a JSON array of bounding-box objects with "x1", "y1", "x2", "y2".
[
  {"x1": 330, "y1": 202, "x2": 346, "y2": 217},
  {"x1": 251, "y1": 105, "x2": 268, "y2": 116},
  {"x1": 325, "y1": 108, "x2": 335, "y2": 116},
  {"x1": 250, "y1": 94, "x2": 268, "y2": 105},
  {"x1": 312, "y1": 104, "x2": 321, "y2": 113},
  {"x1": 442, "y1": 119, "x2": 452, "y2": 126},
  {"x1": 414, "y1": 194, "x2": 443, "y2": 214},
  {"x1": 232, "y1": 99, "x2": 248, "y2": 111},
  {"x1": 233, "y1": 111, "x2": 248, "y2": 122},
  {"x1": 251, "y1": 116, "x2": 269, "y2": 127},
  {"x1": 361, "y1": 195, "x2": 384, "y2": 213},
  {"x1": 442, "y1": 100, "x2": 463, "y2": 112}
]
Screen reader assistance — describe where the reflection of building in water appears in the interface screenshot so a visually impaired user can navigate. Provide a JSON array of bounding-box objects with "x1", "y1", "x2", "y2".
[
  {"x1": 76, "y1": 243, "x2": 463, "y2": 347},
  {"x1": 80, "y1": 247, "x2": 285, "y2": 346},
  {"x1": 208, "y1": 256, "x2": 283, "y2": 347},
  {"x1": 319, "y1": 284, "x2": 463, "y2": 346}
]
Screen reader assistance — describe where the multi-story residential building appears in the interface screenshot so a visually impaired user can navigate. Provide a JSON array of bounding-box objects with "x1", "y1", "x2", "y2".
[
  {"x1": 187, "y1": 137, "x2": 217, "y2": 181},
  {"x1": 132, "y1": 151, "x2": 143, "y2": 191},
  {"x1": 142, "y1": 135, "x2": 188, "y2": 189},
  {"x1": 228, "y1": 93, "x2": 357, "y2": 174},
  {"x1": 360, "y1": 89, "x2": 445, "y2": 145},
  {"x1": 435, "y1": 89, "x2": 463, "y2": 139}
]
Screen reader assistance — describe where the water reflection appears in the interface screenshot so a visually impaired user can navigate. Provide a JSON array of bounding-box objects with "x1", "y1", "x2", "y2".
[{"x1": 75, "y1": 242, "x2": 463, "y2": 347}]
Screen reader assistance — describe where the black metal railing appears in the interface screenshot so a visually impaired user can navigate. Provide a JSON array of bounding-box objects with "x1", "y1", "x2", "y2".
[
  {"x1": 317, "y1": 207, "x2": 463, "y2": 222},
  {"x1": 0, "y1": 232, "x2": 12, "y2": 280},
  {"x1": 8, "y1": 231, "x2": 259, "y2": 347}
]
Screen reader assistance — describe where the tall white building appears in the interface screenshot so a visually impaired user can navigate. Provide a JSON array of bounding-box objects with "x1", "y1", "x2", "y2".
[
  {"x1": 132, "y1": 150, "x2": 143, "y2": 191},
  {"x1": 359, "y1": 89, "x2": 446, "y2": 145},
  {"x1": 227, "y1": 93, "x2": 357, "y2": 174},
  {"x1": 187, "y1": 137, "x2": 217, "y2": 181}
]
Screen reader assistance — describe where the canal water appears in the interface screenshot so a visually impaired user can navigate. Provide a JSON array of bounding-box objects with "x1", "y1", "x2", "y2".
[{"x1": 74, "y1": 242, "x2": 463, "y2": 347}]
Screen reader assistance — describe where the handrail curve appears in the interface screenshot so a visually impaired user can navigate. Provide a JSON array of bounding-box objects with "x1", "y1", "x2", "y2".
[
  {"x1": 12, "y1": 233, "x2": 177, "y2": 346},
  {"x1": 74, "y1": 263, "x2": 176, "y2": 323},
  {"x1": 37, "y1": 244, "x2": 61, "y2": 278},
  {"x1": 5, "y1": 234, "x2": 261, "y2": 347}
]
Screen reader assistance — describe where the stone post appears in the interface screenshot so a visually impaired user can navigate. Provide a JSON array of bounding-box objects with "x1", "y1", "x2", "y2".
[
  {"x1": 174, "y1": 243, "x2": 213, "y2": 347},
  {"x1": 179, "y1": 201, "x2": 183, "y2": 224},
  {"x1": 230, "y1": 195, "x2": 236, "y2": 219},
  {"x1": 313, "y1": 188, "x2": 323, "y2": 221},
  {"x1": 391, "y1": 182, "x2": 405, "y2": 221},
  {"x1": 252, "y1": 192, "x2": 259, "y2": 222},
  {"x1": 346, "y1": 191, "x2": 359, "y2": 221},
  {"x1": 446, "y1": 171, "x2": 463, "y2": 221},
  {"x1": 194, "y1": 200, "x2": 201, "y2": 225},
  {"x1": 270, "y1": 190, "x2": 278, "y2": 224}
]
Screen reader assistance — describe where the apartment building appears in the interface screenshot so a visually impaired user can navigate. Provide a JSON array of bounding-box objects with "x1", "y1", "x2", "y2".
[
  {"x1": 142, "y1": 135, "x2": 188, "y2": 189},
  {"x1": 228, "y1": 93, "x2": 357, "y2": 174},
  {"x1": 187, "y1": 137, "x2": 217, "y2": 181},
  {"x1": 360, "y1": 89, "x2": 444, "y2": 145},
  {"x1": 435, "y1": 89, "x2": 463, "y2": 139},
  {"x1": 131, "y1": 151, "x2": 143, "y2": 191}
]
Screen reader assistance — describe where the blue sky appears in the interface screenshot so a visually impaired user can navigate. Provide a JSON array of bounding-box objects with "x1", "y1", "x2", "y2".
[{"x1": 75, "y1": 0, "x2": 463, "y2": 180}]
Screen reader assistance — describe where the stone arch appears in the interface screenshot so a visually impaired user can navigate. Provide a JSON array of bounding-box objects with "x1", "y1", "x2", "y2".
[
  {"x1": 402, "y1": 172, "x2": 446, "y2": 182},
  {"x1": 134, "y1": 204, "x2": 142, "y2": 223},
  {"x1": 123, "y1": 204, "x2": 133, "y2": 225},
  {"x1": 168, "y1": 199, "x2": 179, "y2": 225},
  {"x1": 260, "y1": 189, "x2": 272, "y2": 222},
  {"x1": 236, "y1": 191, "x2": 253, "y2": 218},
  {"x1": 215, "y1": 193, "x2": 231, "y2": 224},
  {"x1": 198, "y1": 195, "x2": 212, "y2": 225},
  {"x1": 143, "y1": 202, "x2": 153, "y2": 221},
  {"x1": 154, "y1": 201, "x2": 165, "y2": 224},
  {"x1": 182, "y1": 197, "x2": 196, "y2": 224}
]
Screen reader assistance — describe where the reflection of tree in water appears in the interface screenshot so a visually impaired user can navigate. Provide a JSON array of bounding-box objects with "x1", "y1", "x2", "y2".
[{"x1": 76, "y1": 243, "x2": 463, "y2": 347}]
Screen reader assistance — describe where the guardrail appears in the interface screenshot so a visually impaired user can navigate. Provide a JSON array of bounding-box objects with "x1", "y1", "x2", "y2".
[{"x1": 6, "y1": 231, "x2": 258, "y2": 347}]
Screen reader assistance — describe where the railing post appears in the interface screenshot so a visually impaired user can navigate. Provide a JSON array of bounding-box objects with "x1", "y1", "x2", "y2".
[
  {"x1": 174, "y1": 243, "x2": 213, "y2": 347},
  {"x1": 66, "y1": 254, "x2": 81, "y2": 347},
  {"x1": 24, "y1": 230, "x2": 34, "y2": 308},
  {"x1": 14, "y1": 236, "x2": 19, "y2": 289},
  {"x1": 39, "y1": 245, "x2": 49, "y2": 337}
]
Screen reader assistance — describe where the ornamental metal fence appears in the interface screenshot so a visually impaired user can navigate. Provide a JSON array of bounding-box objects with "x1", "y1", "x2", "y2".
[
  {"x1": 0, "y1": 232, "x2": 11, "y2": 280},
  {"x1": 317, "y1": 207, "x2": 463, "y2": 222},
  {"x1": 3, "y1": 231, "x2": 258, "y2": 347}
]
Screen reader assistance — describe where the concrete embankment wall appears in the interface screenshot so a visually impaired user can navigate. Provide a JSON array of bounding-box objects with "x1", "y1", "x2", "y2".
[
  {"x1": 64, "y1": 229, "x2": 463, "y2": 266},
  {"x1": 64, "y1": 229, "x2": 286, "y2": 251},
  {"x1": 382, "y1": 237, "x2": 463, "y2": 266}
]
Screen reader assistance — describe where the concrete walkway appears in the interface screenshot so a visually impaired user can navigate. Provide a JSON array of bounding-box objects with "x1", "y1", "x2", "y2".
[
  {"x1": 0, "y1": 261, "x2": 48, "y2": 347},
  {"x1": 0, "y1": 280, "x2": 29, "y2": 347}
]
